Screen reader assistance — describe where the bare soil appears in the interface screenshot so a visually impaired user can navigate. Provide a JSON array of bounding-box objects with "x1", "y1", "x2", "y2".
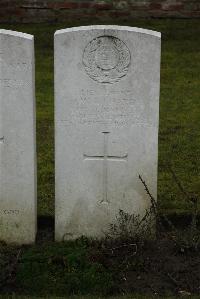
[{"x1": 1, "y1": 217, "x2": 200, "y2": 297}]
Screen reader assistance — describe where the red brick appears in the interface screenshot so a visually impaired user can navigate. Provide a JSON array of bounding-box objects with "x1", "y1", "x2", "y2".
[
  {"x1": 0, "y1": 1, "x2": 14, "y2": 8},
  {"x1": 109, "y1": 11, "x2": 130, "y2": 18},
  {"x1": 92, "y1": 2, "x2": 113, "y2": 10},
  {"x1": 149, "y1": 3, "x2": 162, "y2": 10},
  {"x1": 20, "y1": 1, "x2": 48, "y2": 8},
  {"x1": 186, "y1": 11, "x2": 200, "y2": 17},
  {"x1": 0, "y1": 0, "x2": 200, "y2": 23},
  {"x1": 14, "y1": 8, "x2": 25, "y2": 16},
  {"x1": 131, "y1": 4, "x2": 149, "y2": 11},
  {"x1": 162, "y1": 3, "x2": 184, "y2": 11},
  {"x1": 183, "y1": 3, "x2": 200, "y2": 11},
  {"x1": 2, "y1": 1, "x2": 20, "y2": 9},
  {"x1": 79, "y1": 2, "x2": 92, "y2": 9},
  {"x1": 48, "y1": 2, "x2": 79, "y2": 10}
]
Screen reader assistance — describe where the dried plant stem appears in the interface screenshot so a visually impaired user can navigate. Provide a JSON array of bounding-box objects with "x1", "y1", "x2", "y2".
[
  {"x1": 138, "y1": 175, "x2": 157, "y2": 216},
  {"x1": 139, "y1": 174, "x2": 177, "y2": 232}
]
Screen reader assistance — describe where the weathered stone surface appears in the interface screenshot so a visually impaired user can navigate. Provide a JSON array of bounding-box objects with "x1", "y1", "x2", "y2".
[
  {"x1": 0, "y1": 30, "x2": 37, "y2": 244},
  {"x1": 55, "y1": 25, "x2": 161, "y2": 241}
]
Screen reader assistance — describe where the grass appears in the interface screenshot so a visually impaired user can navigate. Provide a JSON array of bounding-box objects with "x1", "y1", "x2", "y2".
[
  {"x1": 0, "y1": 18, "x2": 200, "y2": 299},
  {"x1": 15, "y1": 241, "x2": 113, "y2": 296},
  {"x1": 0, "y1": 20, "x2": 199, "y2": 216}
]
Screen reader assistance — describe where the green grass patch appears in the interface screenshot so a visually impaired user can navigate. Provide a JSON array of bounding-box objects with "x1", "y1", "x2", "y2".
[
  {"x1": 1, "y1": 230, "x2": 200, "y2": 297},
  {"x1": 16, "y1": 240, "x2": 113, "y2": 296},
  {"x1": 0, "y1": 20, "x2": 199, "y2": 216}
]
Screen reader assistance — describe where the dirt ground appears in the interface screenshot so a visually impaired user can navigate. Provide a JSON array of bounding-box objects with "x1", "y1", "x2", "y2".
[
  {"x1": 1, "y1": 216, "x2": 199, "y2": 297},
  {"x1": 89, "y1": 235, "x2": 200, "y2": 296}
]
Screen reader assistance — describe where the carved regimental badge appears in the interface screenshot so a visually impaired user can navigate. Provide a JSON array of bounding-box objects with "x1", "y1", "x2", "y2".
[{"x1": 83, "y1": 36, "x2": 131, "y2": 84}]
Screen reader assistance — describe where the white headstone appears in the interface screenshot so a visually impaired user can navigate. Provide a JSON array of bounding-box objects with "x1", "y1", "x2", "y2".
[
  {"x1": 55, "y1": 25, "x2": 161, "y2": 241},
  {"x1": 0, "y1": 30, "x2": 37, "y2": 244}
]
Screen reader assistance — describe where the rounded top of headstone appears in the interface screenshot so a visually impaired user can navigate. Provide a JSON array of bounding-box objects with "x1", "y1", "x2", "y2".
[
  {"x1": 55, "y1": 25, "x2": 161, "y2": 38},
  {"x1": 0, "y1": 29, "x2": 33, "y2": 40}
]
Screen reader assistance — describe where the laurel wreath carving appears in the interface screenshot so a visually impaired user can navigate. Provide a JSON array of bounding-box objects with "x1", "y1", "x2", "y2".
[{"x1": 83, "y1": 36, "x2": 131, "y2": 84}]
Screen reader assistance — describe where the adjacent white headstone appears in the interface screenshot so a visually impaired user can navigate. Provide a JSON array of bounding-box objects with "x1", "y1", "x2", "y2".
[
  {"x1": 0, "y1": 30, "x2": 37, "y2": 244},
  {"x1": 55, "y1": 25, "x2": 161, "y2": 241}
]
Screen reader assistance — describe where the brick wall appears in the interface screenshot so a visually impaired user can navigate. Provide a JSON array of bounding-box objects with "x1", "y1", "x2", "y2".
[{"x1": 0, "y1": 0, "x2": 199, "y2": 23}]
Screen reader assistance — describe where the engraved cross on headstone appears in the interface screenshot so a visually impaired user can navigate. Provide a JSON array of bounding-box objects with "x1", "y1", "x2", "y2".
[{"x1": 83, "y1": 132, "x2": 128, "y2": 204}]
